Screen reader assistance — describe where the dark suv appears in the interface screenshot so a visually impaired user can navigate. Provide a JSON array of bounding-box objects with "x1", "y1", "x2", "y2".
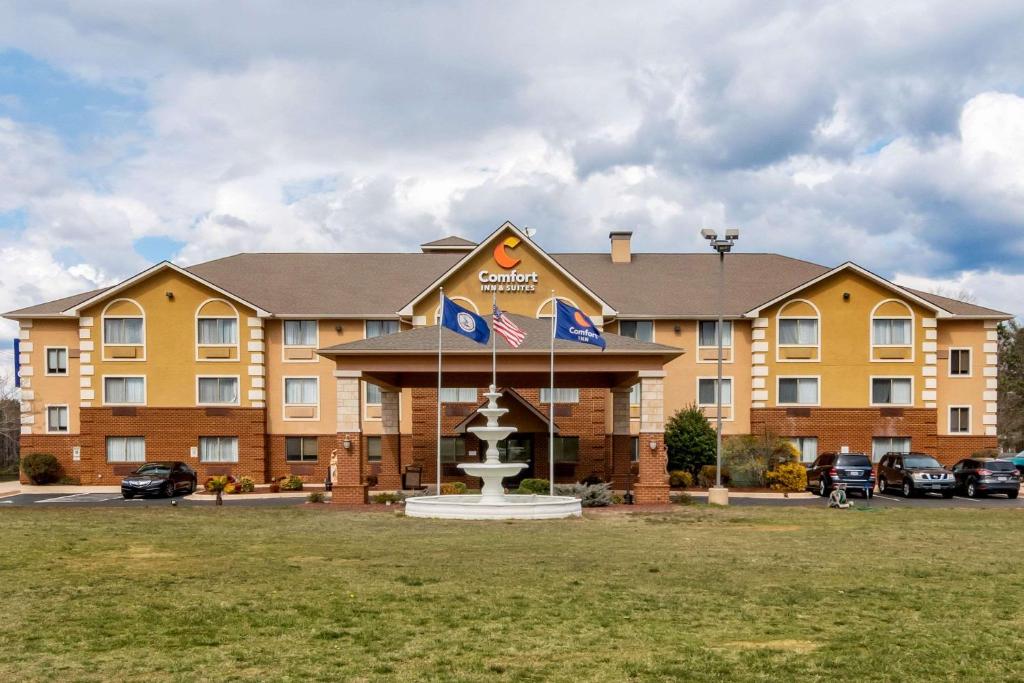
[
  {"x1": 806, "y1": 452, "x2": 874, "y2": 498},
  {"x1": 951, "y1": 458, "x2": 1020, "y2": 498},
  {"x1": 876, "y1": 452, "x2": 954, "y2": 498}
]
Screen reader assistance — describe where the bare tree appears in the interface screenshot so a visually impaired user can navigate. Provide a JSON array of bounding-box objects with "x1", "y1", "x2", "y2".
[
  {"x1": 928, "y1": 286, "x2": 978, "y2": 304},
  {"x1": 0, "y1": 370, "x2": 19, "y2": 475}
]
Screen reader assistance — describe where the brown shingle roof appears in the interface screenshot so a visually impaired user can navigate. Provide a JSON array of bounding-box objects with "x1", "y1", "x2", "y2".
[
  {"x1": 319, "y1": 314, "x2": 685, "y2": 355},
  {"x1": 904, "y1": 288, "x2": 1010, "y2": 318},
  {"x1": 420, "y1": 235, "x2": 477, "y2": 249},
  {"x1": 4, "y1": 287, "x2": 111, "y2": 317}
]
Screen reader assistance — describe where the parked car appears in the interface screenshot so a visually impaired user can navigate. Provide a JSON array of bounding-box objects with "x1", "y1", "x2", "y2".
[
  {"x1": 121, "y1": 462, "x2": 198, "y2": 499},
  {"x1": 1004, "y1": 454, "x2": 1024, "y2": 476},
  {"x1": 876, "y1": 452, "x2": 955, "y2": 498},
  {"x1": 951, "y1": 458, "x2": 1020, "y2": 499},
  {"x1": 806, "y1": 452, "x2": 874, "y2": 498}
]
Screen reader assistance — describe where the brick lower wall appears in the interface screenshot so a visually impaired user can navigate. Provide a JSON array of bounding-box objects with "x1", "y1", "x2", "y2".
[
  {"x1": 266, "y1": 434, "x2": 336, "y2": 483},
  {"x1": 20, "y1": 407, "x2": 266, "y2": 484},
  {"x1": 935, "y1": 435, "x2": 1000, "y2": 466}
]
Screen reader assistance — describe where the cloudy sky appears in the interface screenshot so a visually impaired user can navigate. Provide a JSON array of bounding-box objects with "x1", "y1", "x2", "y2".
[{"x1": 1, "y1": 0, "x2": 1023, "y2": 370}]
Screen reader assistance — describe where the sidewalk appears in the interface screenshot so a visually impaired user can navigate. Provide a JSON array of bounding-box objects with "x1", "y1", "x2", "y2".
[{"x1": 685, "y1": 489, "x2": 816, "y2": 500}]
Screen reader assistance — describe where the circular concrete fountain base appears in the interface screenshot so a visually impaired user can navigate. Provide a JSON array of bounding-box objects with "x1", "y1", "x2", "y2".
[{"x1": 404, "y1": 494, "x2": 582, "y2": 520}]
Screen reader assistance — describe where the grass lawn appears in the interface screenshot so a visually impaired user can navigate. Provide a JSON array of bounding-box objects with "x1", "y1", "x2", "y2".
[{"x1": 2, "y1": 505, "x2": 1024, "y2": 681}]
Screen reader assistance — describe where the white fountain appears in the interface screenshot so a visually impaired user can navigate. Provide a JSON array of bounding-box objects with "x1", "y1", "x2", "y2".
[{"x1": 404, "y1": 385, "x2": 582, "y2": 520}]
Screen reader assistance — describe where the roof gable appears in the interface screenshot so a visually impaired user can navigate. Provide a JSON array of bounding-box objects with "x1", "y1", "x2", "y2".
[
  {"x1": 743, "y1": 262, "x2": 954, "y2": 318},
  {"x1": 399, "y1": 222, "x2": 617, "y2": 318}
]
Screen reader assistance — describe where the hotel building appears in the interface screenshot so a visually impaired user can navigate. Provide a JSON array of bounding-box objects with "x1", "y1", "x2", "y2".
[{"x1": 6, "y1": 222, "x2": 1010, "y2": 503}]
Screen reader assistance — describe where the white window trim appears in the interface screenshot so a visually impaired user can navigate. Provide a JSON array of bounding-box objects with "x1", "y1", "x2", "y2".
[
  {"x1": 775, "y1": 375, "x2": 822, "y2": 407},
  {"x1": 869, "y1": 375, "x2": 915, "y2": 407},
  {"x1": 619, "y1": 319, "x2": 657, "y2": 344},
  {"x1": 43, "y1": 346, "x2": 69, "y2": 376},
  {"x1": 362, "y1": 382, "x2": 402, "y2": 422},
  {"x1": 870, "y1": 299, "x2": 915, "y2": 363},
  {"x1": 696, "y1": 320, "x2": 732, "y2": 364},
  {"x1": 433, "y1": 297, "x2": 481, "y2": 323},
  {"x1": 101, "y1": 375, "x2": 147, "y2": 406},
  {"x1": 195, "y1": 298, "x2": 241, "y2": 362},
  {"x1": 195, "y1": 375, "x2": 242, "y2": 407},
  {"x1": 948, "y1": 405, "x2": 972, "y2": 436},
  {"x1": 363, "y1": 319, "x2": 401, "y2": 339},
  {"x1": 282, "y1": 376, "x2": 320, "y2": 421},
  {"x1": 45, "y1": 404, "x2": 69, "y2": 433},
  {"x1": 439, "y1": 387, "x2": 479, "y2": 404},
  {"x1": 535, "y1": 296, "x2": 581, "y2": 319},
  {"x1": 775, "y1": 299, "x2": 821, "y2": 363},
  {"x1": 696, "y1": 376, "x2": 735, "y2": 421},
  {"x1": 199, "y1": 436, "x2": 240, "y2": 463},
  {"x1": 947, "y1": 347, "x2": 973, "y2": 378},
  {"x1": 281, "y1": 319, "x2": 320, "y2": 363},
  {"x1": 101, "y1": 298, "x2": 146, "y2": 362}
]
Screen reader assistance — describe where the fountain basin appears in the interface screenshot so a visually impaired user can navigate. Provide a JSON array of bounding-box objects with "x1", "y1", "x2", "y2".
[{"x1": 404, "y1": 493, "x2": 582, "y2": 520}]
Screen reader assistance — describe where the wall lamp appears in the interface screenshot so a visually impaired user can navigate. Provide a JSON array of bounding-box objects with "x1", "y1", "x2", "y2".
[{"x1": 165, "y1": 291, "x2": 175, "y2": 300}]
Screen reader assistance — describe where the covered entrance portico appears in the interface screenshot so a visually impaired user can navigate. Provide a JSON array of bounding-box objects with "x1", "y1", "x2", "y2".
[{"x1": 318, "y1": 315, "x2": 683, "y2": 505}]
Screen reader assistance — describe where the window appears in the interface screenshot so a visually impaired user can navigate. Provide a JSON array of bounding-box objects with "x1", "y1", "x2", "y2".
[
  {"x1": 283, "y1": 320, "x2": 317, "y2": 346},
  {"x1": 872, "y1": 437, "x2": 910, "y2": 463},
  {"x1": 197, "y1": 318, "x2": 238, "y2": 344},
  {"x1": 106, "y1": 436, "x2": 145, "y2": 463},
  {"x1": 45, "y1": 348, "x2": 68, "y2": 375},
  {"x1": 284, "y1": 378, "x2": 318, "y2": 405},
  {"x1": 950, "y1": 407, "x2": 971, "y2": 434},
  {"x1": 630, "y1": 436, "x2": 639, "y2": 463},
  {"x1": 46, "y1": 406, "x2": 68, "y2": 433},
  {"x1": 200, "y1": 436, "x2": 238, "y2": 463},
  {"x1": 871, "y1": 378, "x2": 912, "y2": 405},
  {"x1": 873, "y1": 318, "x2": 912, "y2": 345},
  {"x1": 552, "y1": 436, "x2": 580, "y2": 463},
  {"x1": 786, "y1": 437, "x2": 818, "y2": 463},
  {"x1": 540, "y1": 388, "x2": 579, "y2": 403},
  {"x1": 366, "y1": 320, "x2": 400, "y2": 338},
  {"x1": 698, "y1": 321, "x2": 732, "y2": 346},
  {"x1": 620, "y1": 320, "x2": 654, "y2": 342},
  {"x1": 950, "y1": 349, "x2": 971, "y2": 376},
  {"x1": 778, "y1": 377, "x2": 819, "y2": 405},
  {"x1": 366, "y1": 436, "x2": 382, "y2": 463},
  {"x1": 286, "y1": 436, "x2": 319, "y2": 462},
  {"x1": 365, "y1": 383, "x2": 382, "y2": 405},
  {"x1": 197, "y1": 377, "x2": 239, "y2": 405},
  {"x1": 104, "y1": 318, "x2": 143, "y2": 344},
  {"x1": 104, "y1": 377, "x2": 145, "y2": 404},
  {"x1": 697, "y1": 378, "x2": 732, "y2": 406},
  {"x1": 439, "y1": 437, "x2": 467, "y2": 463},
  {"x1": 440, "y1": 388, "x2": 477, "y2": 403},
  {"x1": 629, "y1": 383, "x2": 641, "y2": 406},
  {"x1": 779, "y1": 319, "x2": 818, "y2": 345}
]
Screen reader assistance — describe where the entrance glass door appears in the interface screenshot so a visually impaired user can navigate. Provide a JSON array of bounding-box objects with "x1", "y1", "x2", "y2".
[{"x1": 498, "y1": 436, "x2": 533, "y2": 488}]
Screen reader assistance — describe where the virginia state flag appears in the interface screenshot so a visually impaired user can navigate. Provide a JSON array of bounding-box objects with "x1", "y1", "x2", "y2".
[
  {"x1": 554, "y1": 300, "x2": 606, "y2": 350},
  {"x1": 441, "y1": 296, "x2": 490, "y2": 345}
]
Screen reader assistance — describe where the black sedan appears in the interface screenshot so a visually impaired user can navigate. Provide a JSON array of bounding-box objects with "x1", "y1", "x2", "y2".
[
  {"x1": 121, "y1": 462, "x2": 198, "y2": 499},
  {"x1": 951, "y1": 458, "x2": 1020, "y2": 499}
]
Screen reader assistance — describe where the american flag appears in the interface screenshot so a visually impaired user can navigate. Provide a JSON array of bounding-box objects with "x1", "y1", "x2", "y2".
[{"x1": 492, "y1": 305, "x2": 526, "y2": 348}]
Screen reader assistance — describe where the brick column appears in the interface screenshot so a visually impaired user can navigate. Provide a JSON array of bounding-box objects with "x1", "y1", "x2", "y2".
[
  {"x1": 635, "y1": 372, "x2": 670, "y2": 504},
  {"x1": 610, "y1": 387, "x2": 633, "y2": 489},
  {"x1": 333, "y1": 372, "x2": 367, "y2": 505},
  {"x1": 377, "y1": 388, "x2": 402, "y2": 490}
]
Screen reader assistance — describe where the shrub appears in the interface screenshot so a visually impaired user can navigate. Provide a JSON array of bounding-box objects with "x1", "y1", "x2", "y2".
[
  {"x1": 57, "y1": 475, "x2": 81, "y2": 486},
  {"x1": 673, "y1": 491, "x2": 695, "y2": 506},
  {"x1": 723, "y1": 433, "x2": 799, "y2": 487},
  {"x1": 668, "y1": 470, "x2": 693, "y2": 488},
  {"x1": 372, "y1": 492, "x2": 403, "y2": 504},
  {"x1": 224, "y1": 482, "x2": 238, "y2": 494},
  {"x1": 515, "y1": 478, "x2": 550, "y2": 495},
  {"x1": 665, "y1": 404, "x2": 717, "y2": 474},
  {"x1": 307, "y1": 492, "x2": 326, "y2": 504},
  {"x1": 697, "y1": 465, "x2": 728, "y2": 488},
  {"x1": 972, "y1": 448, "x2": 1000, "y2": 459},
  {"x1": 765, "y1": 462, "x2": 807, "y2": 495},
  {"x1": 238, "y1": 477, "x2": 256, "y2": 493},
  {"x1": 554, "y1": 482, "x2": 614, "y2": 507},
  {"x1": 440, "y1": 481, "x2": 467, "y2": 495},
  {"x1": 280, "y1": 475, "x2": 304, "y2": 491},
  {"x1": 581, "y1": 473, "x2": 604, "y2": 486},
  {"x1": 204, "y1": 475, "x2": 231, "y2": 506},
  {"x1": 268, "y1": 476, "x2": 286, "y2": 493},
  {"x1": 21, "y1": 453, "x2": 62, "y2": 485}
]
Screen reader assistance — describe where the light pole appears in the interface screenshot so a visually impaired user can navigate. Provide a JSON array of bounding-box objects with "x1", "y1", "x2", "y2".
[{"x1": 701, "y1": 228, "x2": 739, "y2": 506}]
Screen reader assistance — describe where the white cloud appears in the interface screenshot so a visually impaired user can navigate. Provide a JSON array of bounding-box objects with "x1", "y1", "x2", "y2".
[{"x1": 895, "y1": 270, "x2": 1023, "y2": 320}]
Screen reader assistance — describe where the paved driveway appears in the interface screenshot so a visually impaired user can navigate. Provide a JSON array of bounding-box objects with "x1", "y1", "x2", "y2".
[{"x1": 0, "y1": 492, "x2": 308, "y2": 507}]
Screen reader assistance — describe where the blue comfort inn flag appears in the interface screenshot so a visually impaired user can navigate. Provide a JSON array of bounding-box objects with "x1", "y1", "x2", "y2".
[
  {"x1": 554, "y1": 300, "x2": 605, "y2": 350},
  {"x1": 441, "y1": 296, "x2": 490, "y2": 345}
]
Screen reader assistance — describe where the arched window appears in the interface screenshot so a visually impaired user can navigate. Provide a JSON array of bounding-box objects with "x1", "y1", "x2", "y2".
[
  {"x1": 101, "y1": 298, "x2": 146, "y2": 361},
  {"x1": 535, "y1": 296, "x2": 581, "y2": 319},
  {"x1": 196, "y1": 298, "x2": 240, "y2": 362},
  {"x1": 432, "y1": 296, "x2": 480, "y2": 323},
  {"x1": 870, "y1": 299, "x2": 914, "y2": 362},
  {"x1": 776, "y1": 299, "x2": 820, "y2": 362}
]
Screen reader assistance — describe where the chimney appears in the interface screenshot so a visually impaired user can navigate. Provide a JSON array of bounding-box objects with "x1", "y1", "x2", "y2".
[{"x1": 609, "y1": 231, "x2": 633, "y2": 263}]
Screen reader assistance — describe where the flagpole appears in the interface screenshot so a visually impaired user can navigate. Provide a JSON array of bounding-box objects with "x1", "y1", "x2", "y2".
[
  {"x1": 549, "y1": 291, "x2": 555, "y2": 496},
  {"x1": 491, "y1": 291, "x2": 497, "y2": 390},
  {"x1": 436, "y1": 287, "x2": 444, "y2": 495}
]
